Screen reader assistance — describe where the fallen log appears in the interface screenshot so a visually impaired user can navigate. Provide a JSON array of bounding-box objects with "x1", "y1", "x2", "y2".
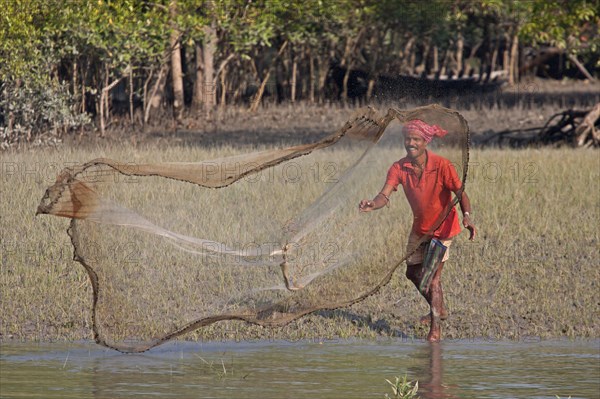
[
  {"x1": 482, "y1": 103, "x2": 600, "y2": 148},
  {"x1": 575, "y1": 103, "x2": 600, "y2": 147}
]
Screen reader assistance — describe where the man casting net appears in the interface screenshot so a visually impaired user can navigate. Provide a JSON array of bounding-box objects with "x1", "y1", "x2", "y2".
[{"x1": 37, "y1": 104, "x2": 470, "y2": 352}]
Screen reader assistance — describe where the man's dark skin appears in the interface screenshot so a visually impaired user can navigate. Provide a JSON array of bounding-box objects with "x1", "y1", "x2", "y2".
[{"x1": 359, "y1": 130, "x2": 476, "y2": 341}]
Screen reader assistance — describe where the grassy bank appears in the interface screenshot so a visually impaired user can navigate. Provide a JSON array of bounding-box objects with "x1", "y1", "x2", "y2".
[{"x1": 1, "y1": 141, "x2": 598, "y2": 344}]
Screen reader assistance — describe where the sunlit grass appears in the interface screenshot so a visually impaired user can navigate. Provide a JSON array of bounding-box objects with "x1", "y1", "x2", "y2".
[{"x1": 0, "y1": 143, "x2": 598, "y2": 342}]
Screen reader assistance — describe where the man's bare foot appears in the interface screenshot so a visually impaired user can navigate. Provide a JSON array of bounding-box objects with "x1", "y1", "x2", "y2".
[
  {"x1": 419, "y1": 310, "x2": 448, "y2": 325},
  {"x1": 427, "y1": 327, "x2": 441, "y2": 342}
]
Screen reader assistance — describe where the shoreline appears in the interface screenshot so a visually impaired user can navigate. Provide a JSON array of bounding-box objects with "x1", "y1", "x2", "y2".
[{"x1": 2, "y1": 335, "x2": 599, "y2": 348}]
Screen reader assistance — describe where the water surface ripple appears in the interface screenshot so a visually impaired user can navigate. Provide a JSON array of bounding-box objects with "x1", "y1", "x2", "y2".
[{"x1": 1, "y1": 339, "x2": 598, "y2": 399}]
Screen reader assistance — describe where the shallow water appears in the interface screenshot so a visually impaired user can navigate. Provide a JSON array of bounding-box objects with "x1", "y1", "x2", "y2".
[{"x1": 1, "y1": 339, "x2": 598, "y2": 399}]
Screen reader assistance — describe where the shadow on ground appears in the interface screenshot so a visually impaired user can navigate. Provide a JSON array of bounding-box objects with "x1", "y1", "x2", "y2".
[{"x1": 315, "y1": 309, "x2": 411, "y2": 339}]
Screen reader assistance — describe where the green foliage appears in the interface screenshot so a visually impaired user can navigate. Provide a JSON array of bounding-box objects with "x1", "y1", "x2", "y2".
[
  {"x1": 0, "y1": 0, "x2": 52, "y2": 82},
  {"x1": 0, "y1": 0, "x2": 170, "y2": 143},
  {"x1": 47, "y1": 1, "x2": 169, "y2": 72},
  {"x1": 519, "y1": 0, "x2": 599, "y2": 51},
  {"x1": 2, "y1": 0, "x2": 597, "y2": 84},
  {"x1": 0, "y1": 78, "x2": 90, "y2": 147},
  {"x1": 0, "y1": 0, "x2": 90, "y2": 146},
  {"x1": 482, "y1": 0, "x2": 599, "y2": 52},
  {"x1": 1, "y1": 0, "x2": 598, "y2": 144},
  {"x1": 384, "y1": 375, "x2": 420, "y2": 399}
]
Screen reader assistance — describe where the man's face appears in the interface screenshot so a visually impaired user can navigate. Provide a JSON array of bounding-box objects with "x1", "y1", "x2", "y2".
[{"x1": 404, "y1": 130, "x2": 427, "y2": 159}]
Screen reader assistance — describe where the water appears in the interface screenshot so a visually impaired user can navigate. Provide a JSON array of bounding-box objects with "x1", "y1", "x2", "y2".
[{"x1": 1, "y1": 339, "x2": 598, "y2": 399}]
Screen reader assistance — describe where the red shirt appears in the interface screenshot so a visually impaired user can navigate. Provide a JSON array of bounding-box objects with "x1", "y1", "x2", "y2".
[{"x1": 386, "y1": 150, "x2": 462, "y2": 239}]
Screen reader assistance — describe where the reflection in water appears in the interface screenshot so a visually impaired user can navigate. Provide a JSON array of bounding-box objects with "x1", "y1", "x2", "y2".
[
  {"x1": 88, "y1": 351, "x2": 204, "y2": 399},
  {"x1": 414, "y1": 343, "x2": 454, "y2": 399},
  {"x1": 1, "y1": 340, "x2": 599, "y2": 399}
]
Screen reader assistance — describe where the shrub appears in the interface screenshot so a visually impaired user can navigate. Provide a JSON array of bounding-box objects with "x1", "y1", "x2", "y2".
[{"x1": 0, "y1": 77, "x2": 90, "y2": 148}]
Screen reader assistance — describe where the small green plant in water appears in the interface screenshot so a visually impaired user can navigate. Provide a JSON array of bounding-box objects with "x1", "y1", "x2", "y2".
[{"x1": 384, "y1": 375, "x2": 420, "y2": 399}]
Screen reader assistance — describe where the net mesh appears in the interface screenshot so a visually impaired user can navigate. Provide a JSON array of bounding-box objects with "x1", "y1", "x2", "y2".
[{"x1": 37, "y1": 104, "x2": 469, "y2": 352}]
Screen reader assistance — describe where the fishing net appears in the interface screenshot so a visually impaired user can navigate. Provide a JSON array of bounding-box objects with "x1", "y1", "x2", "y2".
[{"x1": 37, "y1": 104, "x2": 469, "y2": 352}]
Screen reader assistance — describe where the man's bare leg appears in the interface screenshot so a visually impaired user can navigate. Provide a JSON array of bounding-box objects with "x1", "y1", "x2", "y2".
[
  {"x1": 426, "y1": 262, "x2": 445, "y2": 341},
  {"x1": 419, "y1": 262, "x2": 447, "y2": 324},
  {"x1": 406, "y1": 262, "x2": 445, "y2": 341}
]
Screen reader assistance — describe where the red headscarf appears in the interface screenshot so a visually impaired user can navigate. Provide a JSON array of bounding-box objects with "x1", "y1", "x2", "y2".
[{"x1": 403, "y1": 119, "x2": 448, "y2": 143}]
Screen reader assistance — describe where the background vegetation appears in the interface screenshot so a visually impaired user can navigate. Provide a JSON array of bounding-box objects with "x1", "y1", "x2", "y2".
[{"x1": 1, "y1": 0, "x2": 598, "y2": 146}]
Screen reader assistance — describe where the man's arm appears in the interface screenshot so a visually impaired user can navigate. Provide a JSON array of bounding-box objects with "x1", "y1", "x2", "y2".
[
  {"x1": 457, "y1": 190, "x2": 476, "y2": 240},
  {"x1": 359, "y1": 183, "x2": 395, "y2": 212}
]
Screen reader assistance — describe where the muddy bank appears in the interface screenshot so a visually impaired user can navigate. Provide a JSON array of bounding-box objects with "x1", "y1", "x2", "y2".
[{"x1": 32, "y1": 78, "x2": 597, "y2": 151}]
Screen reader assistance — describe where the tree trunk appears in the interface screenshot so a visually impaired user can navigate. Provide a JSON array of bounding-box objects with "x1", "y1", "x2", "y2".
[
  {"x1": 250, "y1": 40, "x2": 288, "y2": 112},
  {"x1": 508, "y1": 33, "x2": 519, "y2": 84},
  {"x1": 456, "y1": 33, "x2": 464, "y2": 75},
  {"x1": 100, "y1": 75, "x2": 124, "y2": 137},
  {"x1": 230, "y1": 60, "x2": 241, "y2": 103},
  {"x1": 567, "y1": 53, "x2": 596, "y2": 81},
  {"x1": 308, "y1": 47, "x2": 315, "y2": 103},
  {"x1": 291, "y1": 56, "x2": 297, "y2": 103},
  {"x1": 575, "y1": 103, "x2": 600, "y2": 147},
  {"x1": 403, "y1": 37, "x2": 416, "y2": 75},
  {"x1": 490, "y1": 38, "x2": 499, "y2": 73},
  {"x1": 366, "y1": 79, "x2": 375, "y2": 100},
  {"x1": 203, "y1": 18, "x2": 217, "y2": 111},
  {"x1": 503, "y1": 33, "x2": 511, "y2": 81},
  {"x1": 219, "y1": 66, "x2": 227, "y2": 107},
  {"x1": 366, "y1": 33, "x2": 380, "y2": 98},
  {"x1": 81, "y1": 60, "x2": 87, "y2": 114},
  {"x1": 340, "y1": 32, "x2": 361, "y2": 102},
  {"x1": 192, "y1": 41, "x2": 204, "y2": 110},
  {"x1": 103, "y1": 66, "x2": 110, "y2": 130},
  {"x1": 72, "y1": 61, "x2": 78, "y2": 113},
  {"x1": 341, "y1": 63, "x2": 352, "y2": 102},
  {"x1": 129, "y1": 65, "x2": 134, "y2": 124},
  {"x1": 416, "y1": 39, "x2": 430, "y2": 75},
  {"x1": 440, "y1": 48, "x2": 450, "y2": 76},
  {"x1": 280, "y1": 48, "x2": 290, "y2": 102},
  {"x1": 408, "y1": 49, "x2": 416, "y2": 75},
  {"x1": 432, "y1": 46, "x2": 439, "y2": 73},
  {"x1": 145, "y1": 64, "x2": 167, "y2": 124},
  {"x1": 509, "y1": 33, "x2": 519, "y2": 85},
  {"x1": 317, "y1": 56, "x2": 328, "y2": 103},
  {"x1": 465, "y1": 40, "x2": 483, "y2": 76},
  {"x1": 340, "y1": 36, "x2": 352, "y2": 68},
  {"x1": 252, "y1": 69, "x2": 274, "y2": 111},
  {"x1": 142, "y1": 68, "x2": 153, "y2": 125},
  {"x1": 208, "y1": 53, "x2": 234, "y2": 105},
  {"x1": 169, "y1": 1, "x2": 184, "y2": 122}
]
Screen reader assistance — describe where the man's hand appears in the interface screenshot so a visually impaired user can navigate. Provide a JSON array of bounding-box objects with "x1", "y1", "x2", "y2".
[
  {"x1": 358, "y1": 199, "x2": 374, "y2": 212},
  {"x1": 463, "y1": 214, "x2": 476, "y2": 240},
  {"x1": 360, "y1": 186, "x2": 393, "y2": 212}
]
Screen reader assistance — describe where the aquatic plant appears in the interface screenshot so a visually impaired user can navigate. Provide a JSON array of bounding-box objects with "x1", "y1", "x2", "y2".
[{"x1": 384, "y1": 375, "x2": 420, "y2": 399}]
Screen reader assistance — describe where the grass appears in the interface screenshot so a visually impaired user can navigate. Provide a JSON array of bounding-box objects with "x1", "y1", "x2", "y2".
[{"x1": 1, "y1": 134, "x2": 599, "y2": 344}]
